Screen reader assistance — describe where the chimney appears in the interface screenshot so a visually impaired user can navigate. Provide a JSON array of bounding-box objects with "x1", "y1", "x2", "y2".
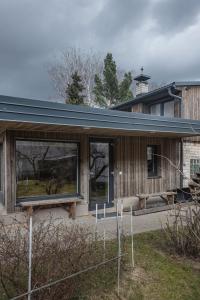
[{"x1": 134, "y1": 67, "x2": 150, "y2": 96}]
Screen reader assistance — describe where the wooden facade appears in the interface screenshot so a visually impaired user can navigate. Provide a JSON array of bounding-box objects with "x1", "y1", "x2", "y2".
[
  {"x1": 1, "y1": 129, "x2": 181, "y2": 213},
  {"x1": 180, "y1": 86, "x2": 200, "y2": 142}
]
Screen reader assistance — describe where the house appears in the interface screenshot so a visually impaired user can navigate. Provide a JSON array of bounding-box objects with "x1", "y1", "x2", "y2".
[
  {"x1": 0, "y1": 94, "x2": 200, "y2": 217},
  {"x1": 113, "y1": 71, "x2": 200, "y2": 188}
]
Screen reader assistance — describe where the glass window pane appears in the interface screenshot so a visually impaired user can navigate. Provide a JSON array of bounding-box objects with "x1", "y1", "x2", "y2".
[
  {"x1": 164, "y1": 101, "x2": 174, "y2": 117},
  {"x1": 150, "y1": 104, "x2": 161, "y2": 116},
  {"x1": 90, "y1": 142, "x2": 109, "y2": 205},
  {"x1": 16, "y1": 140, "x2": 78, "y2": 198},
  {"x1": 190, "y1": 159, "x2": 200, "y2": 177},
  {"x1": 147, "y1": 145, "x2": 161, "y2": 177},
  {"x1": 0, "y1": 145, "x2": 3, "y2": 204}
]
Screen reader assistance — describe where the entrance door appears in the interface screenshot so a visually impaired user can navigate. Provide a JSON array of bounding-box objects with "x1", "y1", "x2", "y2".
[{"x1": 89, "y1": 140, "x2": 114, "y2": 210}]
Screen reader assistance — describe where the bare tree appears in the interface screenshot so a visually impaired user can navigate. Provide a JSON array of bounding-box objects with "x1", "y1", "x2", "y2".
[{"x1": 48, "y1": 47, "x2": 104, "y2": 106}]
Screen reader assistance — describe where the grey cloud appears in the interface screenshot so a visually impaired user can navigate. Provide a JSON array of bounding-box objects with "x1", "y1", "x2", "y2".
[
  {"x1": 93, "y1": 0, "x2": 151, "y2": 40},
  {"x1": 0, "y1": 0, "x2": 200, "y2": 100},
  {"x1": 152, "y1": 0, "x2": 200, "y2": 33},
  {"x1": 0, "y1": 0, "x2": 94, "y2": 99}
]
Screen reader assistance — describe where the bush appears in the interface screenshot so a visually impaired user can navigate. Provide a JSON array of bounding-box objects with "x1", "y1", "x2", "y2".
[
  {"x1": 164, "y1": 202, "x2": 200, "y2": 258},
  {"x1": 0, "y1": 218, "x2": 120, "y2": 300}
]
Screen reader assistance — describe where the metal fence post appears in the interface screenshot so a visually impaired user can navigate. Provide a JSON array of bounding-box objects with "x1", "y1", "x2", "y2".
[
  {"x1": 117, "y1": 200, "x2": 121, "y2": 296},
  {"x1": 103, "y1": 203, "x2": 106, "y2": 261},
  {"x1": 95, "y1": 203, "x2": 98, "y2": 240},
  {"x1": 130, "y1": 205, "x2": 135, "y2": 269},
  {"x1": 28, "y1": 215, "x2": 33, "y2": 300}
]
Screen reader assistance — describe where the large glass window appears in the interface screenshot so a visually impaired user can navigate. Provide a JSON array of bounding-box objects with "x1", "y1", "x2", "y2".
[
  {"x1": 16, "y1": 140, "x2": 79, "y2": 199},
  {"x1": 0, "y1": 145, "x2": 3, "y2": 204},
  {"x1": 147, "y1": 145, "x2": 161, "y2": 178}
]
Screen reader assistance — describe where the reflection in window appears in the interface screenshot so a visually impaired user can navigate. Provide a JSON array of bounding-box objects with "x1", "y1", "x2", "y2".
[
  {"x1": 190, "y1": 159, "x2": 200, "y2": 177},
  {"x1": 147, "y1": 145, "x2": 161, "y2": 177},
  {"x1": 164, "y1": 101, "x2": 174, "y2": 118},
  {"x1": 150, "y1": 103, "x2": 161, "y2": 116},
  {"x1": 0, "y1": 145, "x2": 3, "y2": 204},
  {"x1": 16, "y1": 140, "x2": 78, "y2": 198},
  {"x1": 90, "y1": 142, "x2": 109, "y2": 203}
]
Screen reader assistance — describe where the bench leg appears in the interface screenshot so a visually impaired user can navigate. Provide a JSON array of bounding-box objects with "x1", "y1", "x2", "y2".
[
  {"x1": 69, "y1": 203, "x2": 76, "y2": 220},
  {"x1": 27, "y1": 206, "x2": 33, "y2": 217},
  {"x1": 138, "y1": 197, "x2": 148, "y2": 210},
  {"x1": 166, "y1": 195, "x2": 174, "y2": 205}
]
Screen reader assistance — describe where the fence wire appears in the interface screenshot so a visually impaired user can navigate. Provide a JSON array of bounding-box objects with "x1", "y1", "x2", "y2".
[{"x1": 1, "y1": 200, "x2": 135, "y2": 300}]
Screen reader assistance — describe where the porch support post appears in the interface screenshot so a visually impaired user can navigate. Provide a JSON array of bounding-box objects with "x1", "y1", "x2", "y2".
[
  {"x1": 80, "y1": 135, "x2": 89, "y2": 205},
  {"x1": 4, "y1": 130, "x2": 16, "y2": 213}
]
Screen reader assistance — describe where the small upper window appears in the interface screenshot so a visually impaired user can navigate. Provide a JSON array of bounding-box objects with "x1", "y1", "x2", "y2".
[
  {"x1": 147, "y1": 145, "x2": 161, "y2": 178},
  {"x1": 163, "y1": 101, "x2": 174, "y2": 118},
  {"x1": 150, "y1": 103, "x2": 161, "y2": 116}
]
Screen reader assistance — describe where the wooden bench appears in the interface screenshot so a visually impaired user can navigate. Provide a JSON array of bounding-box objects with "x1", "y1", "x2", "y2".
[
  {"x1": 19, "y1": 197, "x2": 82, "y2": 219},
  {"x1": 136, "y1": 192, "x2": 177, "y2": 210}
]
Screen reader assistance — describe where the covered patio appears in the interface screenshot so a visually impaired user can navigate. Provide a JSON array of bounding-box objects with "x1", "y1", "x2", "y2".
[{"x1": 0, "y1": 95, "x2": 200, "y2": 217}]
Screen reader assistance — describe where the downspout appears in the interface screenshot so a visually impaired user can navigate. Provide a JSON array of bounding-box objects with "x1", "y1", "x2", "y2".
[
  {"x1": 168, "y1": 84, "x2": 184, "y2": 189},
  {"x1": 167, "y1": 83, "x2": 182, "y2": 117},
  {"x1": 179, "y1": 138, "x2": 184, "y2": 189}
]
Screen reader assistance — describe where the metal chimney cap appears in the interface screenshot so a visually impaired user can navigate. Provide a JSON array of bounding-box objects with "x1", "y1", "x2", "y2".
[{"x1": 134, "y1": 67, "x2": 151, "y2": 82}]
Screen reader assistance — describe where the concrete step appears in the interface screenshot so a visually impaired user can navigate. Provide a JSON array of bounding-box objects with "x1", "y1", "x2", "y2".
[
  {"x1": 133, "y1": 204, "x2": 173, "y2": 216},
  {"x1": 145, "y1": 196, "x2": 166, "y2": 209},
  {"x1": 0, "y1": 203, "x2": 6, "y2": 215}
]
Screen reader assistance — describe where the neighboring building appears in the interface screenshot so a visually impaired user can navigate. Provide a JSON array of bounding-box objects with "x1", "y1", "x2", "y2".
[
  {"x1": 0, "y1": 95, "x2": 200, "y2": 217},
  {"x1": 113, "y1": 71, "x2": 200, "y2": 187}
]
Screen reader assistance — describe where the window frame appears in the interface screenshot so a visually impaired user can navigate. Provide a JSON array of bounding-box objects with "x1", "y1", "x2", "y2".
[
  {"x1": 147, "y1": 145, "x2": 161, "y2": 179},
  {"x1": 149, "y1": 100, "x2": 181, "y2": 118},
  {"x1": 190, "y1": 158, "x2": 200, "y2": 177},
  {"x1": 15, "y1": 138, "x2": 80, "y2": 202}
]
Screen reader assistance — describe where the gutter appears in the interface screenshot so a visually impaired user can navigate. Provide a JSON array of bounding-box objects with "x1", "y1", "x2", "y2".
[{"x1": 167, "y1": 83, "x2": 182, "y2": 117}]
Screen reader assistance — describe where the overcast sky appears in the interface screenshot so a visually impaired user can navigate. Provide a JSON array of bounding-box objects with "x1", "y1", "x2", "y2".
[{"x1": 1, "y1": 0, "x2": 200, "y2": 100}]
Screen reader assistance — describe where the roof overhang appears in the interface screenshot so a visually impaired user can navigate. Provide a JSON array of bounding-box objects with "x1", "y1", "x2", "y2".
[
  {"x1": 0, "y1": 120, "x2": 199, "y2": 138},
  {"x1": 112, "y1": 82, "x2": 181, "y2": 110},
  {"x1": 0, "y1": 95, "x2": 200, "y2": 138}
]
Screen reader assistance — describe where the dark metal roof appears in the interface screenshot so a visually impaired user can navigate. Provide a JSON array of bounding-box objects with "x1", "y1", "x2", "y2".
[
  {"x1": 113, "y1": 81, "x2": 200, "y2": 110},
  {"x1": 0, "y1": 95, "x2": 200, "y2": 137},
  {"x1": 175, "y1": 81, "x2": 200, "y2": 87},
  {"x1": 112, "y1": 83, "x2": 177, "y2": 110},
  {"x1": 134, "y1": 74, "x2": 151, "y2": 82}
]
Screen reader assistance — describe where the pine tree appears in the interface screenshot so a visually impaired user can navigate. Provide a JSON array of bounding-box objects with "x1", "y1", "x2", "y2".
[
  {"x1": 65, "y1": 71, "x2": 85, "y2": 105},
  {"x1": 93, "y1": 74, "x2": 107, "y2": 107},
  {"x1": 103, "y1": 53, "x2": 119, "y2": 106},
  {"x1": 118, "y1": 72, "x2": 133, "y2": 102},
  {"x1": 93, "y1": 53, "x2": 133, "y2": 107}
]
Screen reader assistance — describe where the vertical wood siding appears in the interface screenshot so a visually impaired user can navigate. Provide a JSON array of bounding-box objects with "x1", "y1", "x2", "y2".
[
  {"x1": 4, "y1": 130, "x2": 180, "y2": 212},
  {"x1": 114, "y1": 136, "x2": 180, "y2": 199},
  {"x1": 180, "y1": 86, "x2": 200, "y2": 142}
]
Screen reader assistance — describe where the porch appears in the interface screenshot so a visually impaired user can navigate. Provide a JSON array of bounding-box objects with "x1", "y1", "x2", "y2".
[
  {"x1": 0, "y1": 95, "x2": 199, "y2": 217},
  {"x1": 0, "y1": 129, "x2": 181, "y2": 216}
]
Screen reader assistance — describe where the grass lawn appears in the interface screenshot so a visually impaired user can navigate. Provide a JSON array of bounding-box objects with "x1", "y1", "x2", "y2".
[
  {"x1": 88, "y1": 230, "x2": 200, "y2": 300},
  {"x1": 1, "y1": 230, "x2": 200, "y2": 300}
]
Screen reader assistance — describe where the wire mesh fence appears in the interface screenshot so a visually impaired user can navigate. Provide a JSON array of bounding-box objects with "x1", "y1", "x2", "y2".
[{"x1": 0, "y1": 200, "x2": 135, "y2": 300}]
